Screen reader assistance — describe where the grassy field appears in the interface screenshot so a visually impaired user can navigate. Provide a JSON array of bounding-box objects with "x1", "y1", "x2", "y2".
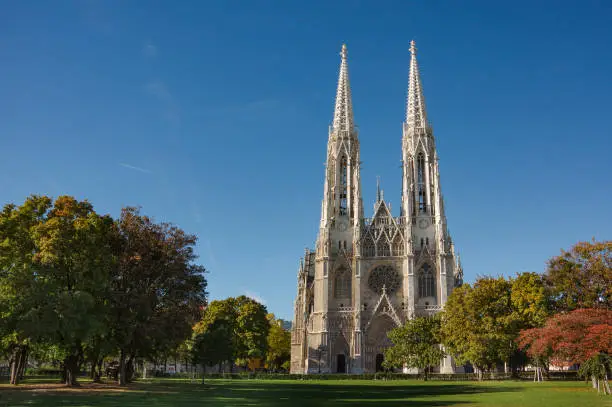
[{"x1": 0, "y1": 377, "x2": 610, "y2": 407}]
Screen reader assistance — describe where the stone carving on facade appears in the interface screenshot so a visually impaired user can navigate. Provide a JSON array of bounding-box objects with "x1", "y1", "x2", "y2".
[{"x1": 364, "y1": 286, "x2": 402, "y2": 330}]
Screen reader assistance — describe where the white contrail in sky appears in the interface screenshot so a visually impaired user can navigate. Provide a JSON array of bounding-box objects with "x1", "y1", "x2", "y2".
[{"x1": 119, "y1": 163, "x2": 152, "y2": 174}]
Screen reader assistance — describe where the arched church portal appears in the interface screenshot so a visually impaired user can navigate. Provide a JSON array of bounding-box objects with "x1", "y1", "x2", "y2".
[
  {"x1": 375, "y1": 354, "x2": 385, "y2": 372},
  {"x1": 331, "y1": 333, "x2": 349, "y2": 373},
  {"x1": 364, "y1": 314, "x2": 397, "y2": 372}
]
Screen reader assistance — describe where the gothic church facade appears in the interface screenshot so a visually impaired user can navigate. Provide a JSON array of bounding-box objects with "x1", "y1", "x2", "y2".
[{"x1": 291, "y1": 42, "x2": 463, "y2": 374}]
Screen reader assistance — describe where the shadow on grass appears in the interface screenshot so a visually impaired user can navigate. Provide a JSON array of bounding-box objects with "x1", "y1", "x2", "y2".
[{"x1": 0, "y1": 380, "x2": 522, "y2": 407}]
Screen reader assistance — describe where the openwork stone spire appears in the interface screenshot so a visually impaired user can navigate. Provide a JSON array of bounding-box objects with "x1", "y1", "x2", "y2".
[
  {"x1": 406, "y1": 40, "x2": 429, "y2": 130},
  {"x1": 332, "y1": 44, "x2": 354, "y2": 136}
]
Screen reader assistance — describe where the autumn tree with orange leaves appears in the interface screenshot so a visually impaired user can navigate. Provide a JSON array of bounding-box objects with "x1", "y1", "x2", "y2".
[{"x1": 518, "y1": 308, "x2": 612, "y2": 393}]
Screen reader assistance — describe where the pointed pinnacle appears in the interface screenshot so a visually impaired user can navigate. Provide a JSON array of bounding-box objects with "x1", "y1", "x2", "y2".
[
  {"x1": 410, "y1": 39, "x2": 417, "y2": 56},
  {"x1": 406, "y1": 40, "x2": 429, "y2": 130},
  {"x1": 332, "y1": 43, "x2": 354, "y2": 135}
]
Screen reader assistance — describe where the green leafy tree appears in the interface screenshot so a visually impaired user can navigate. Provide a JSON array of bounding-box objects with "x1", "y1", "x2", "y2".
[
  {"x1": 511, "y1": 272, "x2": 550, "y2": 328},
  {"x1": 0, "y1": 195, "x2": 53, "y2": 385},
  {"x1": 193, "y1": 296, "x2": 268, "y2": 371},
  {"x1": 265, "y1": 314, "x2": 291, "y2": 371},
  {"x1": 508, "y1": 272, "x2": 551, "y2": 372},
  {"x1": 109, "y1": 207, "x2": 207, "y2": 385},
  {"x1": 545, "y1": 240, "x2": 611, "y2": 311},
  {"x1": 32, "y1": 196, "x2": 115, "y2": 386},
  {"x1": 1, "y1": 195, "x2": 114, "y2": 386},
  {"x1": 192, "y1": 318, "x2": 234, "y2": 378},
  {"x1": 234, "y1": 296, "x2": 269, "y2": 366},
  {"x1": 194, "y1": 299, "x2": 236, "y2": 371},
  {"x1": 441, "y1": 277, "x2": 519, "y2": 379},
  {"x1": 382, "y1": 315, "x2": 445, "y2": 380}
]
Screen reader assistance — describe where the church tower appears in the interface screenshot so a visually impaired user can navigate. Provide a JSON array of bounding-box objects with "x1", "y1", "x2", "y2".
[
  {"x1": 401, "y1": 40, "x2": 462, "y2": 316},
  {"x1": 291, "y1": 42, "x2": 463, "y2": 375}
]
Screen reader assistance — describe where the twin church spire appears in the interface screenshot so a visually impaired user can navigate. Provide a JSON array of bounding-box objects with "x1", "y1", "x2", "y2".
[
  {"x1": 330, "y1": 41, "x2": 429, "y2": 138},
  {"x1": 325, "y1": 41, "x2": 433, "y2": 223}
]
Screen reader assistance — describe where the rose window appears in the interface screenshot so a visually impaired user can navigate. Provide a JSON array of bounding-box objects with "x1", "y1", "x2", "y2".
[{"x1": 368, "y1": 265, "x2": 400, "y2": 294}]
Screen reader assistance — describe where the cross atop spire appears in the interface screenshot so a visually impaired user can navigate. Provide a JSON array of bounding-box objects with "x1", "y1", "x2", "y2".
[
  {"x1": 332, "y1": 44, "x2": 354, "y2": 136},
  {"x1": 406, "y1": 40, "x2": 429, "y2": 131}
]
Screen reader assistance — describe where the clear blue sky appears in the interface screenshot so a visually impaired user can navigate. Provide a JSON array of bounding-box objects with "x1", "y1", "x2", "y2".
[{"x1": 2, "y1": 1, "x2": 611, "y2": 320}]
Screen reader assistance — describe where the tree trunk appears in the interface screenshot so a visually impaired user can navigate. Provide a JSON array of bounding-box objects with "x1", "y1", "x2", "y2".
[
  {"x1": 60, "y1": 361, "x2": 67, "y2": 384},
  {"x1": 89, "y1": 350, "x2": 100, "y2": 382},
  {"x1": 10, "y1": 345, "x2": 29, "y2": 385},
  {"x1": 126, "y1": 356, "x2": 134, "y2": 383},
  {"x1": 9, "y1": 347, "x2": 21, "y2": 385},
  {"x1": 18, "y1": 348, "x2": 28, "y2": 380},
  {"x1": 63, "y1": 353, "x2": 80, "y2": 387},
  {"x1": 118, "y1": 349, "x2": 127, "y2": 386},
  {"x1": 97, "y1": 358, "x2": 104, "y2": 381},
  {"x1": 91, "y1": 359, "x2": 102, "y2": 383},
  {"x1": 90, "y1": 363, "x2": 97, "y2": 382},
  {"x1": 9, "y1": 357, "x2": 18, "y2": 385}
]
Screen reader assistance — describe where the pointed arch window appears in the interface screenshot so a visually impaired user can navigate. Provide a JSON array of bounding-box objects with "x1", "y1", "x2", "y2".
[
  {"x1": 418, "y1": 264, "x2": 435, "y2": 298},
  {"x1": 409, "y1": 158, "x2": 416, "y2": 217},
  {"x1": 339, "y1": 156, "x2": 348, "y2": 216},
  {"x1": 417, "y1": 153, "x2": 427, "y2": 213},
  {"x1": 334, "y1": 267, "x2": 351, "y2": 299}
]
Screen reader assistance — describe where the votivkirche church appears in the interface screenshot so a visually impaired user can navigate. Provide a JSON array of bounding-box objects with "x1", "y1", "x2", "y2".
[{"x1": 291, "y1": 42, "x2": 464, "y2": 374}]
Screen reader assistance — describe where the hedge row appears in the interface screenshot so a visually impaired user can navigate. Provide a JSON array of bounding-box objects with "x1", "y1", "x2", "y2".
[
  {"x1": 25, "y1": 368, "x2": 64, "y2": 376},
  {"x1": 24, "y1": 368, "x2": 88, "y2": 377},
  {"x1": 157, "y1": 371, "x2": 579, "y2": 381},
  {"x1": 15, "y1": 369, "x2": 579, "y2": 381}
]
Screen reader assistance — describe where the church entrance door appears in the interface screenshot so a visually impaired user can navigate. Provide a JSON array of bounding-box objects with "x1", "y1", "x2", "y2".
[
  {"x1": 375, "y1": 354, "x2": 384, "y2": 372},
  {"x1": 336, "y1": 354, "x2": 346, "y2": 373}
]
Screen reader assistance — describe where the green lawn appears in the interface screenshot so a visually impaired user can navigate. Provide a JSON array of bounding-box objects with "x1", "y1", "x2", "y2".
[{"x1": 0, "y1": 378, "x2": 610, "y2": 407}]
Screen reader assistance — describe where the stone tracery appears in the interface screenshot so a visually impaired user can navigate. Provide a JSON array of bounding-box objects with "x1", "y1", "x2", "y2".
[
  {"x1": 368, "y1": 265, "x2": 401, "y2": 295},
  {"x1": 333, "y1": 267, "x2": 351, "y2": 299}
]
